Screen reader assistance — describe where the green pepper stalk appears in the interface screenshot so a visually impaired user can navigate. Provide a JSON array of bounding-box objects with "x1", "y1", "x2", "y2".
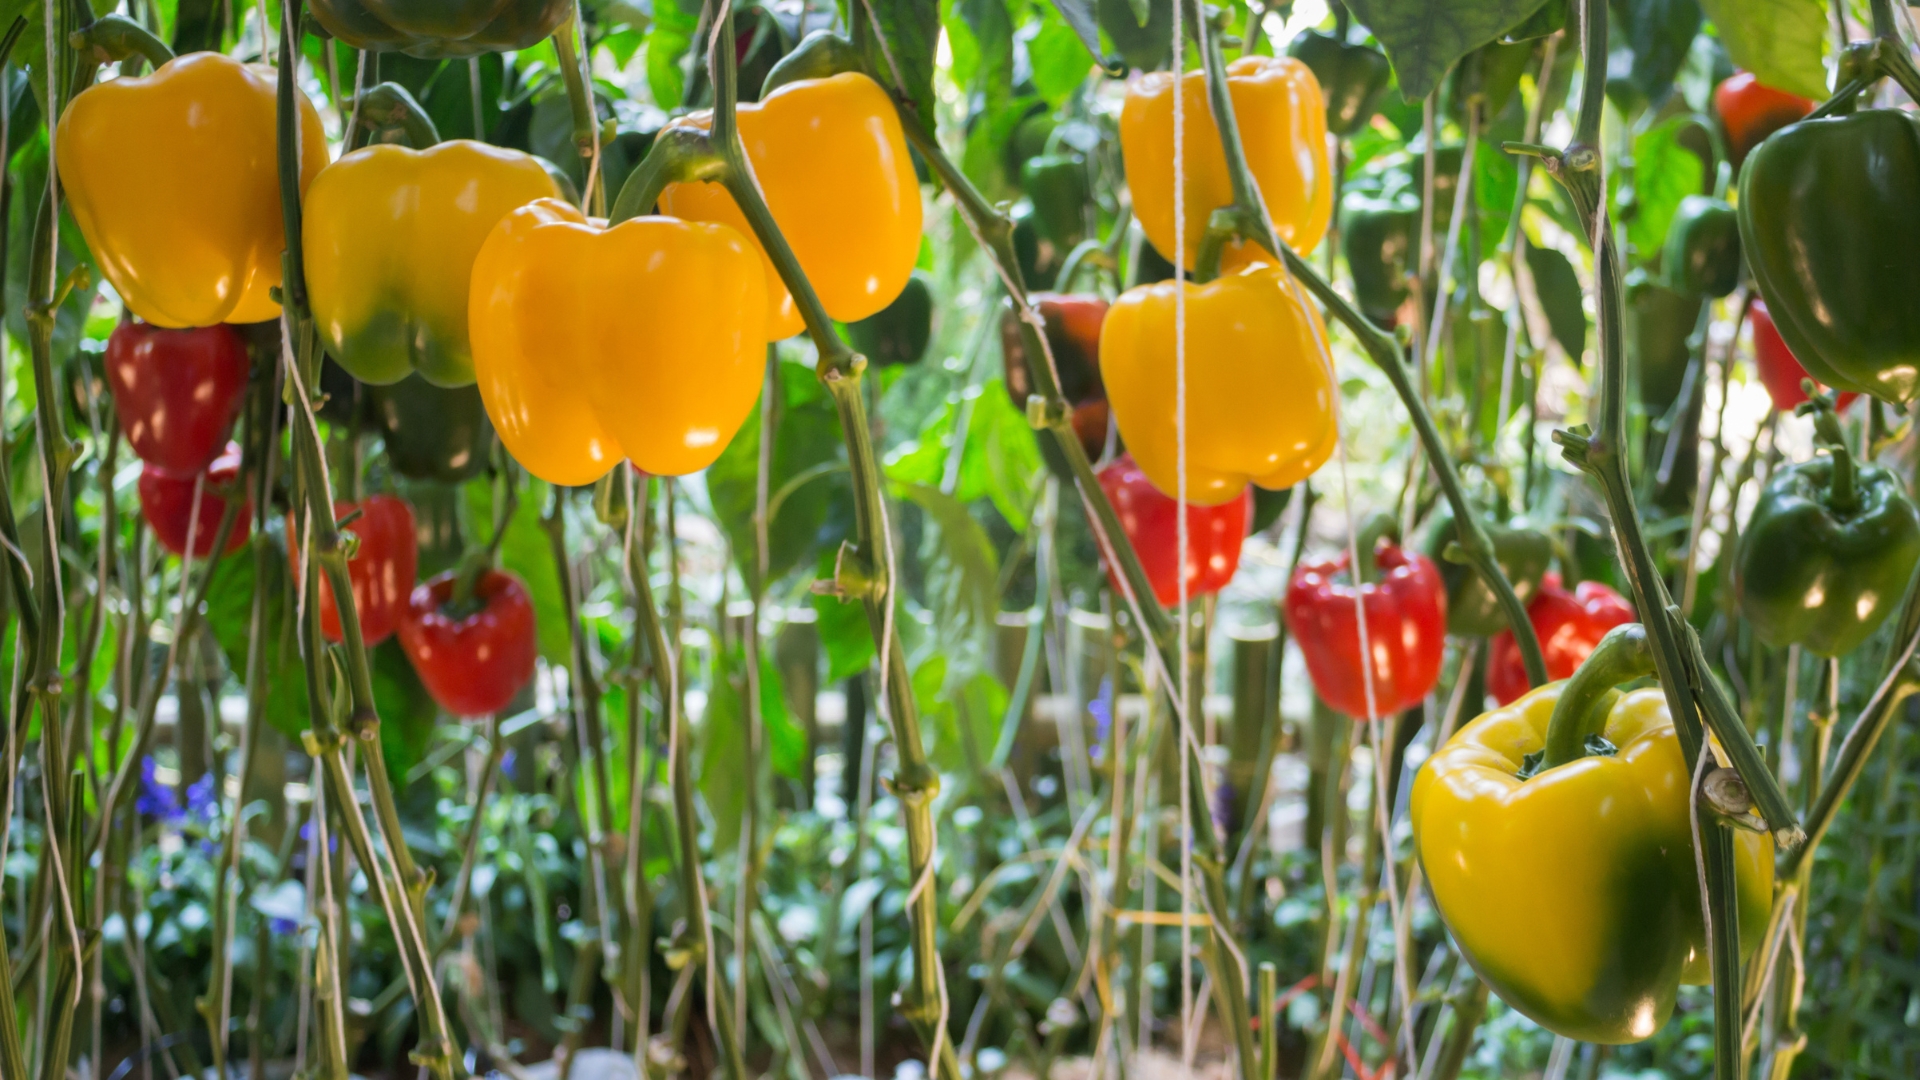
[{"x1": 346, "y1": 81, "x2": 440, "y2": 150}]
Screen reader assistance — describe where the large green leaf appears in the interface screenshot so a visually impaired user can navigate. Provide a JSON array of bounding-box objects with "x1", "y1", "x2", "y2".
[
  {"x1": 893, "y1": 482, "x2": 998, "y2": 645},
  {"x1": 1610, "y1": 0, "x2": 1701, "y2": 108},
  {"x1": 885, "y1": 378, "x2": 1043, "y2": 532},
  {"x1": 1625, "y1": 115, "x2": 1705, "y2": 262},
  {"x1": 1030, "y1": 4, "x2": 1096, "y2": 105},
  {"x1": 707, "y1": 358, "x2": 850, "y2": 586},
  {"x1": 1697, "y1": 0, "x2": 1827, "y2": 101},
  {"x1": 865, "y1": 0, "x2": 943, "y2": 132},
  {"x1": 647, "y1": 0, "x2": 701, "y2": 110},
  {"x1": 1525, "y1": 242, "x2": 1587, "y2": 361},
  {"x1": 1344, "y1": 0, "x2": 1552, "y2": 101}
]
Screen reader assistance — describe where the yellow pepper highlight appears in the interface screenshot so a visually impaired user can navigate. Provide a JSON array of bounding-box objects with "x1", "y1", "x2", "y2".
[
  {"x1": 304, "y1": 140, "x2": 559, "y2": 387},
  {"x1": 1099, "y1": 263, "x2": 1335, "y2": 505},
  {"x1": 56, "y1": 52, "x2": 328, "y2": 328},
  {"x1": 659, "y1": 71, "x2": 922, "y2": 341},
  {"x1": 1120, "y1": 55, "x2": 1332, "y2": 270},
  {"x1": 469, "y1": 199, "x2": 768, "y2": 484},
  {"x1": 1412, "y1": 683, "x2": 1774, "y2": 1045}
]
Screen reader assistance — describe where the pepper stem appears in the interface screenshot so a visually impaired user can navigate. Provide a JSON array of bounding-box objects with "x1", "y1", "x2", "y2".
[
  {"x1": 1798, "y1": 388, "x2": 1858, "y2": 515},
  {"x1": 350, "y1": 83, "x2": 439, "y2": 151},
  {"x1": 1352, "y1": 511, "x2": 1397, "y2": 585},
  {"x1": 70, "y1": 13, "x2": 173, "y2": 70},
  {"x1": 1541, "y1": 623, "x2": 1655, "y2": 769}
]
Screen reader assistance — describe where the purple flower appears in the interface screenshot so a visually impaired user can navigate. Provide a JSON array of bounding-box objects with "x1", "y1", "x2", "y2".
[
  {"x1": 1087, "y1": 678, "x2": 1114, "y2": 763},
  {"x1": 270, "y1": 918, "x2": 297, "y2": 935},
  {"x1": 500, "y1": 749, "x2": 517, "y2": 782},
  {"x1": 135, "y1": 757, "x2": 184, "y2": 823},
  {"x1": 186, "y1": 774, "x2": 218, "y2": 821}
]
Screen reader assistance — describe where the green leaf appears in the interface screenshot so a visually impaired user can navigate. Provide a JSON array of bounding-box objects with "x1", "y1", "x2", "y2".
[
  {"x1": 708, "y1": 359, "x2": 850, "y2": 585},
  {"x1": 893, "y1": 482, "x2": 998, "y2": 642},
  {"x1": 1097, "y1": 0, "x2": 1171, "y2": 72},
  {"x1": 1525, "y1": 242, "x2": 1587, "y2": 360},
  {"x1": 883, "y1": 379, "x2": 1043, "y2": 532},
  {"x1": 1697, "y1": 0, "x2": 1827, "y2": 101},
  {"x1": 646, "y1": 0, "x2": 701, "y2": 110},
  {"x1": 699, "y1": 644, "x2": 749, "y2": 852},
  {"x1": 203, "y1": 526, "x2": 311, "y2": 747},
  {"x1": 1343, "y1": 0, "x2": 1552, "y2": 101},
  {"x1": 1030, "y1": 6, "x2": 1095, "y2": 105},
  {"x1": 370, "y1": 639, "x2": 436, "y2": 788},
  {"x1": 466, "y1": 478, "x2": 570, "y2": 665},
  {"x1": 1045, "y1": 0, "x2": 1106, "y2": 71},
  {"x1": 1610, "y1": 0, "x2": 1702, "y2": 107},
  {"x1": 761, "y1": 652, "x2": 807, "y2": 780},
  {"x1": 1626, "y1": 115, "x2": 1705, "y2": 261},
  {"x1": 865, "y1": 0, "x2": 943, "y2": 132}
]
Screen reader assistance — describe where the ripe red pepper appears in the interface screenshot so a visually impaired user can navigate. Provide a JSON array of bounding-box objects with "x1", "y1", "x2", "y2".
[
  {"x1": 1487, "y1": 572, "x2": 1635, "y2": 705},
  {"x1": 286, "y1": 495, "x2": 418, "y2": 646},
  {"x1": 1751, "y1": 300, "x2": 1856, "y2": 413},
  {"x1": 106, "y1": 321, "x2": 250, "y2": 475},
  {"x1": 1096, "y1": 453, "x2": 1249, "y2": 607},
  {"x1": 1714, "y1": 72, "x2": 1813, "y2": 169},
  {"x1": 138, "y1": 441, "x2": 251, "y2": 558},
  {"x1": 1284, "y1": 540, "x2": 1446, "y2": 719},
  {"x1": 399, "y1": 568, "x2": 538, "y2": 717}
]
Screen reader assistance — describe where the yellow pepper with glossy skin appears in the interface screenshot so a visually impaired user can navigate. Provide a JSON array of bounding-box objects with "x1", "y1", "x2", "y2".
[
  {"x1": 659, "y1": 71, "x2": 921, "y2": 342},
  {"x1": 304, "y1": 140, "x2": 558, "y2": 387},
  {"x1": 1098, "y1": 263, "x2": 1335, "y2": 506},
  {"x1": 469, "y1": 198, "x2": 767, "y2": 484},
  {"x1": 1412, "y1": 682, "x2": 1773, "y2": 1045},
  {"x1": 1120, "y1": 55, "x2": 1332, "y2": 271},
  {"x1": 56, "y1": 52, "x2": 328, "y2": 328}
]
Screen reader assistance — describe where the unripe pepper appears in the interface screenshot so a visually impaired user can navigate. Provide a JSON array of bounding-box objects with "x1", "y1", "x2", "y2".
[
  {"x1": 1739, "y1": 109, "x2": 1920, "y2": 402},
  {"x1": 1342, "y1": 197, "x2": 1419, "y2": 326},
  {"x1": 400, "y1": 569, "x2": 538, "y2": 717},
  {"x1": 1486, "y1": 573, "x2": 1634, "y2": 705},
  {"x1": 1097, "y1": 453, "x2": 1249, "y2": 606},
  {"x1": 1627, "y1": 269, "x2": 1701, "y2": 411},
  {"x1": 846, "y1": 270, "x2": 933, "y2": 367},
  {"x1": 138, "y1": 441, "x2": 251, "y2": 558},
  {"x1": 660, "y1": 71, "x2": 922, "y2": 341},
  {"x1": 367, "y1": 376, "x2": 497, "y2": 484},
  {"x1": 1284, "y1": 538, "x2": 1447, "y2": 719},
  {"x1": 1414, "y1": 663, "x2": 1773, "y2": 1044},
  {"x1": 1662, "y1": 195, "x2": 1740, "y2": 299},
  {"x1": 1101, "y1": 263, "x2": 1335, "y2": 506},
  {"x1": 1735, "y1": 394, "x2": 1920, "y2": 657},
  {"x1": 1714, "y1": 71, "x2": 1812, "y2": 170},
  {"x1": 469, "y1": 198, "x2": 768, "y2": 484},
  {"x1": 1749, "y1": 300, "x2": 1854, "y2": 412},
  {"x1": 1286, "y1": 31, "x2": 1392, "y2": 137},
  {"x1": 1421, "y1": 506, "x2": 1552, "y2": 637},
  {"x1": 287, "y1": 495, "x2": 419, "y2": 646},
  {"x1": 309, "y1": 0, "x2": 571, "y2": 58},
  {"x1": 105, "y1": 321, "x2": 250, "y2": 476},
  {"x1": 56, "y1": 53, "x2": 329, "y2": 328},
  {"x1": 304, "y1": 141, "x2": 560, "y2": 387},
  {"x1": 1120, "y1": 56, "x2": 1332, "y2": 269},
  {"x1": 1020, "y1": 153, "x2": 1091, "y2": 248},
  {"x1": 1002, "y1": 293, "x2": 1108, "y2": 411}
]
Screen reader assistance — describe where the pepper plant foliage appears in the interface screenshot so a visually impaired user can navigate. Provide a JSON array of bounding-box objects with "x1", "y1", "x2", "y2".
[{"x1": 4, "y1": 0, "x2": 1920, "y2": 1079}]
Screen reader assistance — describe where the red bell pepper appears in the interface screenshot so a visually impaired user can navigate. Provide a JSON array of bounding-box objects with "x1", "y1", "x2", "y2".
[
  {"x1": 138, "y1": 441, "x2": 251, "y2": 558},
  {"x1": 1714, "y1": 72, "x2": 1813, "y2": 169},
  {"x1": 1487, "y1": 572, "x2": 1635, "y2": 705},
  {"x1": 1097, "y1": 452, "x2": 1249, "y2": 607},
  {"x1": 287, "y1": 494, "x2": 419, "y2": 646},
  {"x1": 399, "y1": 568, "x2": 539, "y2": 717},
  {"x1": 106, "y1": 321, "x2": 250, "y2": 476},
  {"x1": 1751, "y1": 300, "x2": 1856, "y2": 413},
  {"x1": 1284, "y1": 540, "x2": 1447, "y2": 719}
]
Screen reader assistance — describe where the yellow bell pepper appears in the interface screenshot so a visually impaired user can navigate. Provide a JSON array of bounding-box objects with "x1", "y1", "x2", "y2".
[
  {"x1": 304, "y1": 140, "x2": 558, "y2": 387},
  {"x1": 56, "y1": 52, "x2": 328, "y2": 328},
  {"x1": 468, "y1": 198, "x2": 768, "y2": 483},
  {"x1": 658, "y1": 71, "x2": 922, "y2": 342},
  {"x1": 1412, "y1": 679, "x2": 1774, "y2": 1044},
  {"x1": 1098, "y1": 262, "x2": 1335, "y2": 506},
  {"x1": 1120, "y1": 55, "x2": 1333, "y2": 270}
]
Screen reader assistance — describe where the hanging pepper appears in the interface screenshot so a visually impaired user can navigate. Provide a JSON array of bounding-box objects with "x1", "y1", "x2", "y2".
[
  {"x1": 659, "y1": 70, "x2": 922, "y2": 341},
  {"x1": 1627, "y1": 268, "x2": 1702, "y2": 411},
  {"x1": 1749, "y1": 300, "x2": 1854, "y2": 412},
  {"x1": 1739, "y1": 108, "x2": 1920, "y2": 402},
  {"x1": 56, "y1": 52, "x2": 329, "y2": 328},
  {"x1": 138, "y1": 441, "x2": 251, "y2": 558},
  {"x1": 1002, "y1": 293, "x2": 1108, "y2": 410},
  {"x1": 308, "y1": 0, "x2": 571, "y2": 57},
  {"x1": 1120, "y1": 56, "x2": 1333, "y2": 269},
  {"x1": 367, "y1": 376, "x2": 497, "y2": 484},
  {"x1": 1097, "y1": 453, "x2": 1250, "y2": 607},
  {"x1": 1020, "y1": 152, "x2": 1091, "y2": 249},
  {"x1": 1735, "y1": 392, "x2": 1920, "y2": 657},
  {"x1": 1421, "y1": 506, "x2": 1552, "y2": 637},
  {"x1": 845, "y1": 270, "x2": 934, "y2": 367},
  {"x1": 1284, "y1": 532, "x2": 1447, "y2": 719},
  {"x1": 1342, "y1": 197, "x2": 1419, "y2": 326},
  {"x1": 1286, "y1": 30, "x2": 1393, "y2": 137},
  {"x1": 400, "y1": 569, "x2": 539, "y2": 717},
  {"x1": 1101, "y1": 263, "x2": 1336, "y2": 506},
  {"x1": 303, "y1": 140, "x2": 560, "y2": 387},
  {"x1": 287, "y1": 495, "x2": 420, "y2": 646},
  {"x1": 1662, "y1": 195, "x2": 1740, "y2": 299},
  {"x1": 1414, "y1": 626, "x2": 1774, "y2": 1044},
  {"x1": 1486, "y1": 572, "x2": 1635, "y2": 705},
  {"x1": 1714, "y1": 71, "x2": 1812, "y2": 170},
  {"x1": 105, "y1": 321, "x2": 251, "y2": 476},
  {"x1": 469, "y1": 198, "x2": 768, "y2": 484}
]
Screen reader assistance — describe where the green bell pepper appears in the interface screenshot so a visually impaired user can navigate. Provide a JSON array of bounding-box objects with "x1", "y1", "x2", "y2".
[
  {"x1": 1626, "y1": 268, "x2": 1701, "y2": 411},
  {"x1": 1663, "y1": 194, "x2": 1740, "y2": 299},
  {"x1": 1343, "y1": 196, "x2": 1418, "y2": 327},
  {"x1": 846, "y1": 270, "x2": 933, "y2": 368},
  {"x1": 1735, "y1": 394, "x2": 1920, "y2": 657},
  {"x1": 1739, "y1": 108, "x2": 1920, "y2": 403},
  {"x1": 309, "y1": 0, "x2": 571, "y2": 58},
  {"x1": 368, "y1": 374, "x2": 496, "y2": 484},
  {"x1": 1021, "y1": 153, "x2": 1091, "y2": 249},
  {"x1": 1287, "y1": 31, "x2": 1392, "y2": 137},
  {"x1": 1422, "y1": 504, "x2": 1552, "y2": 636}
]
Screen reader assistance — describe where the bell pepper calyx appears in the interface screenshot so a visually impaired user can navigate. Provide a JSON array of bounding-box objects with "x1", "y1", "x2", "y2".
[
  {"x1": 1796, "y1": 388, "x2": 1860, "y2": 515},
  {"x1": 1542, "y1": 622, "x2": 1655, "y2": 769},
  {"x1": 71, "y1": 14, "x2": 174, "y2": 69},
  {"x1": 608, "y1": 125, "x2": 725, "y2": 224},
  {"x1": 1517, "y1": 729, "x2": 1619, "y2": 780},
  {"x1": 351, "y1": 82, "x2": 439, "y2": 151},
  {"x1": 761, "y1": 30, "x2": 866, "y2": 97}
]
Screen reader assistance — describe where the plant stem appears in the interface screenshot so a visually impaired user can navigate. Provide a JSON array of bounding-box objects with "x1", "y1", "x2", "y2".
[{"x1": 1542, "y1": 624, "x2": 1648, "y2": 768}]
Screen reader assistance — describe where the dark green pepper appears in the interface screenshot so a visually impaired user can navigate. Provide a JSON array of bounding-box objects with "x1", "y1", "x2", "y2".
[
  {"x1": 1012, "y1": 202, "x2": 1061, "y2": 291},
  {"x1": 1739, "y1": 109, "x2": 1920, "y2": 402},
  {"x1": 1422, "y1": 505, "x2": 1552, "y2": 636},
  {"x1": 1287, "y1": 31, "x2": 1392, "y2": 137},
  {"x1": 1021, "y1": 153, "x2": 1091, "y2": 248},
  {"x1": 309, "y1": 0, "x2": 571, "y2": 57},
  {"x1": 1407, "y1": 144, "x2": 1464, "y2": 228},
  {"x1": 1663, "y1": 194, "x2": 1740, "y2": 298},
  {"x1": 368, "y1": 374, "x2": 496, "y2": 483},
  {"x1": 1626, "y1": 268, "x2": 1701, "y2": 410},
  {"x1": 1343, "y1": 197, "x2": 1418, "y2": 326},
  {"x1": 1735, "y1": 394, "x2": 1920, "y2": 657},
  {"x1": 846, "y1": 270, "x2": 933, "y2": 367}
]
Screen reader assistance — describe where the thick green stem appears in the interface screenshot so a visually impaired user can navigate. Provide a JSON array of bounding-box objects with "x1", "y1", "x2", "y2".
[
  {"x1": 69, "y1": 13, "x2": 173, "y2": 68},
  {"x1": 1542, "y1": 623, "x2": 1651, "y2": 768}
]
